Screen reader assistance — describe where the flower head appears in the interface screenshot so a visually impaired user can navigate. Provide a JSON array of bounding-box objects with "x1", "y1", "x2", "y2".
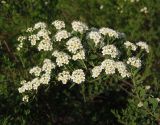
[
  {"x1": 71, "y1": 21, "x2": 88, "y2": 33},
  {"x1": 99, "y1": 27, "x2": 119, "y2": 38},
  {"x1": 52, "y1": 20, "x2": 65, "y2": 30},
  {"x1": 124, "y1": 41, "x2": 137, "y2": 51},
  {"x1": 71, "y1": 69, "x2": 85, "y2": 84},
  {"x1": 91, "y1": 66, "x2": 102, "y2": 78},
  {"x1": 136, "y1": 41, "x2": 149, "y2": 53},
  {"x1": 88, "y1": 31, "x2": 102, "y2": 46},
  {"x1": 66, "y1": 37, "x2": 83, "y2": 54},
  {"x1": 55, "y1": 30, "x2": 70, "y2": 41},
  {"x1": 58, "y1": 71, "x2": 70, "y2": 84},
  {"x1": 127, "y1": 57, "x2": 141, "y2": 68},
  {"x1": 102, "y1": 45, "x2": 119, "y2": 58}
]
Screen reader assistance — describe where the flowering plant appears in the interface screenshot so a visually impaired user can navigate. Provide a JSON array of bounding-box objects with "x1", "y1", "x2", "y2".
[{"x1": 16, "y1": 20, "x2": 150, "y2": 103}]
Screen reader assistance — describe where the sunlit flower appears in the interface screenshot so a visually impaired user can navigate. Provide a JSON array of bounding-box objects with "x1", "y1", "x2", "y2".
[
  {"x1": 52, "y1": 20, "x2": 65, "y2": 30},
  {"x1": 71, "y1": 21, "x2": 88, "y2": 33}
]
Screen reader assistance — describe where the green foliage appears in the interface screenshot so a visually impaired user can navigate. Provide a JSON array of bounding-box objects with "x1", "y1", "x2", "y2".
[{"x1": 0, "y1": 0, "x2": 160, "y2": 125}]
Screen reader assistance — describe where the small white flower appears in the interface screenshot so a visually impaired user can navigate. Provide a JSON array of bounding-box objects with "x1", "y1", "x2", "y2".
[
  {"x1": 124, "y1": 41, "x2": 137, "y2": 51},
  {"x1": 71, "y1": 21, "x2": 88, "y2": 34},
  {"x1": 1, "y1": 1, "x2": 6, "y2": 4},
  {"x1": 22, "y1": 95, "x2": 29, "y2": 102},
  {"x1": 99, "y1": 27, "x2": 119, "y2": 38},
  {"x1": 42, "y1": 59, "x2": 55, "y2": 74},
  {"x1": 91, "y1": 66, "x2": 102, "y2": 78},
  {"x1": 102, "y1": 45, "x2": 119, "y2": 58},
  {"x1": 66, "y1": 37, "x2": 83, "y2": 54},
  {"x1": 52, "y1": 51, "x2": 71, "y2": 67},
  {"x1": 72, "y1": 50, "x2": 85, "y2": 60},
  {"x1": 55, "y1": 30, "x2": 70, "y2": 41},
  {"x1": 39, "y1": 74, "x2": 51, "y2": 85},
  {"x1": 137, "y1": 101, "x2": 143, "y2": 107},
  {"x1": 116, "y1": 62, "x2": 131, "y2": 78},
  {"x1": 34, "y1": 22, "x2": 47, "y2": 29},
  {"x1": 156, "y1": 98, "x2": 160, "y2": 102},
  {"x1": 100, "y1": 5, "x2": 104, "y2": 10},
  {"x1": 127, "y1": 57, "x2": 142, "y2": 68},
  {"x1": 71, "y1": 69, "x2": 85, "y2": 84},
  {"x1": 58, "y1": 71, "x2": 70, "y2": 84},
  {"x1": 17, "y1": 36, "x2": 27, "y2": 42},
  {"x1": 136, "y1": 41, "x2": 149, "y2": 53},
  {"x1": 26, "y1": 27, "x2": 34, "y2": 32},
  {"x1": 29, "y1": 66, "x2": 41, "y2": 77},
  {"x1": 17, "y1": 36, "x2": 27, "y2": 50},
  {"x1": 140, "y1": 7, "x2": 148, "y2": 14},
  {"x1": 88, "y1": 31, "x2": 102, "y2": 46},
  {"x1": 37, "y1": 29, "x2": 51, "y2": 39},
  {"x1": 52, "y1": 20, "x2": 65, "y2": 30},
  {"x1": 28, "y1": 34, "x2": 40, "y2": 46},
  {"x1": 101, "y1": 59, "x2": 116, "y2": 75},
  {"x1": 145, "y1": 85, "x2": 151, "y2": 90},
  {"x1": 18, "y1": 87, "x2": 25, "y2": 93},
  {"x1": 38, "y1": 39, "x2": 53, "y2": 51}
]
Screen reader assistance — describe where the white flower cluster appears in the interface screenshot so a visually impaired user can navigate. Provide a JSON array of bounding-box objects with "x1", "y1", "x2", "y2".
[
  {"x1": 88, "y1": 31, "x2": 102, "y2": 46},
  {"x1": 34, "y1": 22, "x2": 47, "y2": 29},
  {"x1": 66, "y1": 37, "x2": 83, "y2": 54},
  {"x1": 140, "y1": 7, "x2": 148, "y2": 14},
  {"x1": 17, "y1": 36, "x2": 27, "y2": 51},
  {"x1": 91, "y1": 66, "x2": 102, "y2": 78},
  {"x1": 57, "y1": 69, "x2": 85, "y2": 84},
  {"x1": 99, "y1": 27, "x2": 119, "y2": 38},
  {"x1": 72, "y1": 50, "x2": 85, "y2": 60},
  {"x1": 116, "y1": 62, "x2": 131, "y2": 78},
  {"x1": 52, "y1": 51, "x2": 71, "y2": 67},
  {"x1": 17, "y1": 20, "x2": 150, "y2": 102},
  {"x1": 52, "y1": 20, "x2": 65, "y2": 30},
  {"x1": 101, "y1": 59, "x2": 116, "y2": 75},
  {"x1": 18, "y1": 22, "x2": 53, "y2": 51},
  {"x1": 71, "y1": 21, "x2": 88, "y2": 34},
  {"x1": 29, "y1": 66, "x2": 41, "y2": 77},
  {"x1": 71, "y1": 69, "x2": 85, "y2": 84},
  {"x1": 42, "y1": 59, "x2": 55, "y2": 74},
  {"x1": 17, "y1": 36, "x2": 27, "y2": 42},
  {"x1": 136, "y1": 41, "x2": 149, "y2": 53},
  {"x1": 18, "y1": 59, "x2": 55, "y2": 94},
  {"x1": 92, "y1": 60, "x2": 130, "y2": 78},
  {"x1": 28, "y1": 34, "x2": 40, "y2": 46},
  {"x1": 55, "y1": 30, "x2": 71, "y2": 41},
  {"x1": 66, "y1": 37, "x2": 85, "y2": 60},
  {"x1": 38, "y1": 38, "x2": 53, "y2": 51},
  {"x1": 127, "y1": 57, "x2": 141, "y2": 68},
  {"x1": 102, "y1": 45, "x2": 119, "y2": 58},
  {"x1": 58, "y1": 71, "x2": 70, "y2": 84},
  {"x1": 26, "y1": 27, "x2": 34, "y2": 32},
  {"x1": 124, "y1": 41, "x2": 137, "y2": 51},
  {"x1": 37, "y1": 29, "x2": 52, "y2": 51},
  {"x1": 22, "y1": 95, "x2": 29, "y2": 102}
]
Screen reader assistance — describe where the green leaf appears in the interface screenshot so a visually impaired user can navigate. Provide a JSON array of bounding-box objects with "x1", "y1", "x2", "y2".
[{"x1": 149, "y1": 98, "x2": 158, "y2": 110}]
